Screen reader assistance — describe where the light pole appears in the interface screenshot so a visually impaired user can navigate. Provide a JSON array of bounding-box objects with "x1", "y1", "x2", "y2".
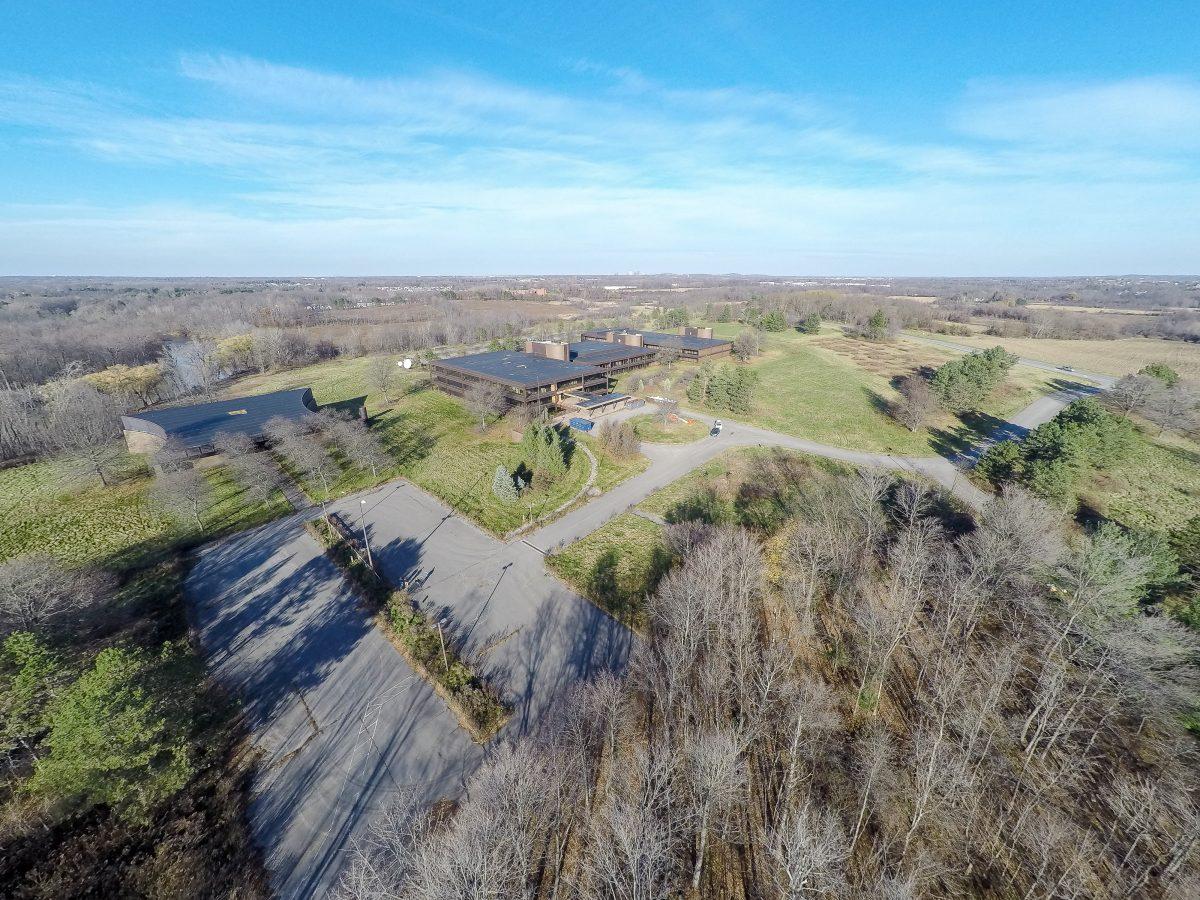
[
  {"x1": 436, "y1": 617, "x2": 450, "y2": 671},
  {"x1": 359, "y1": 498, "x2": 374, "y2": 569}
]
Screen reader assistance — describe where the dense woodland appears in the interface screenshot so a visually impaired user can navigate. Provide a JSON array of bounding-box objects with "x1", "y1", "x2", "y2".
[{"x1": 338, "y1": 480, "x2": 1199, "y2": 898}]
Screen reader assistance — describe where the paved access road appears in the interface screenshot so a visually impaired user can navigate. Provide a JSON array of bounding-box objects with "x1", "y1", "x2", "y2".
[
  {"x1": 524, "y1": 412, "x2": 992, "y2": 552},
  {"x1": 188, "y1": 484, "x2": 632, "y2": 898}
]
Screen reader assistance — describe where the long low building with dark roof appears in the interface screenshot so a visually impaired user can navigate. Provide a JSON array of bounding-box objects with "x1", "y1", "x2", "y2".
[
  {"x1": 429, "y1": 338, "x2": 658, "y2": 413},
  {"x1": 121, "y1": 387, "x2": 320, "y2": 454},
  {"x1": 579, "y1": 326, "x2": 732, "y2": 360}
]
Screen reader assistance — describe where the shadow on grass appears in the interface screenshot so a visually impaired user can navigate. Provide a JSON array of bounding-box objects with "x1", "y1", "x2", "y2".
[
  {"x1": 927, "y1": 409, "x2": 1013, "y2": 461},
  {"x1": 586, "y1": 546, "x2": 674, "y2": 631}
]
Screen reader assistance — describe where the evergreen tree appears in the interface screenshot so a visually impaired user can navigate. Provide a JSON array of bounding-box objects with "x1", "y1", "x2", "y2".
[
  {"x1": 865, "y1": 309, "x2": 889, "y2": 340},
  {"x1": 716, "y1": 304, "x2": 733, "y2": 323},
  {"x1": 930, "y1": 346, "x2": 1018, "y2": 411},
  {"x1": 491, "y1": 464, "x2": 518, "y2": 502},
  {"x1": 798, "y1": 312, "x2": 822, "y2": 334},
  {"x1": 976, "y1": 440, "x2": 1023, "y2": 485},
  {"x1": 30, "y1": 644, "x2": 195, "y2": 821},
  {"x1": 535, "y1": 431, "x2": 567, "y2": 488},
  {"x1": 1139, "y1": 363, "x2": 1180, "y2": 386},
  {"x1": 687, "y1": 363, "x2": 715, "y2": 405},
  {"x1": 1, "y1": 631, "x2": 63, "y2": 758},
  {"x1": 761, "y1": 310, "x2": 788, "y2": 332}
]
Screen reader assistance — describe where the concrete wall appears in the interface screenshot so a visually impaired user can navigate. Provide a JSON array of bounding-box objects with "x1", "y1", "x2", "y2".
[{"x1": 123, "y1": 428, "x2": 165, "y2": 455}]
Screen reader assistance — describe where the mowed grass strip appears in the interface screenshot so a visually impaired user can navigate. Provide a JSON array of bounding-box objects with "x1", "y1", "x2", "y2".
[{"x1": 630, "y1": 414, "x2": 709, "y2": 443}]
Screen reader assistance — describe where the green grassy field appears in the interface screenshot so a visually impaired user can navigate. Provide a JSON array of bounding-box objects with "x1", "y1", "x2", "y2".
[
  {"x1": 1078, "y1": 427, "x2": 1200, "y2": 533},
  {"x1": 546, "y1": 513, "x2": 668, "y2": 631},
  {"x1": 0, "y1": 455, "x2": 291, "y2": 570},
  {"x1": 620, "y1": 324, "x2": 1070, "y2": 457},
  {"x1": 629, "y1": 413, "x2": 709, "y2": 443},
  {"x1": 227, "y1": 356, "x2": 647, "y2": 535}
]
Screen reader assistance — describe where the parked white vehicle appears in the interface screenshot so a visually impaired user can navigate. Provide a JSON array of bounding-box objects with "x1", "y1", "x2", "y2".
[{"x1": 710, "y1": 419, "x2": 723, "y2": 436}]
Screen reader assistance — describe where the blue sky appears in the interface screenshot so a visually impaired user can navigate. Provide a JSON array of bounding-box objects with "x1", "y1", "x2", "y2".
[{"x1": 1, "y1": 1, "x2": 1198, "y2": 275}]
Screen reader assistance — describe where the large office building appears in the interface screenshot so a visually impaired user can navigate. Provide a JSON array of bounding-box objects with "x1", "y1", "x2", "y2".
[
  {"x1": 579, "y1": 326, "x2": 732, "y2": 361},
  {"x1": 429, "y1": 339, "x2": 656, "y2": 417},
  {"x1": 429, "y1": 327, "x2": 733, "y2": 416}
]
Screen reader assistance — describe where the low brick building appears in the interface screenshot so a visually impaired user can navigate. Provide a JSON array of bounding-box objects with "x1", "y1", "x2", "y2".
[{"x1": 429, "y1": 339, "x2": 657, "y2": 414}]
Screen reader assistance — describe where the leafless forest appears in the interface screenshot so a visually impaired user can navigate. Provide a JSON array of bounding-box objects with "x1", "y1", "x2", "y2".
[
  {"x1": 3, "y1": 275, "x2": 1196, "y2": 389},
  {"x1": 339, "y1": 477, "x2": 1199, "y2": 899}
]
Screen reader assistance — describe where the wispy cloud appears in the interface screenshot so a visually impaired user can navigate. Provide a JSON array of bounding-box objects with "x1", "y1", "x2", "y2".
[
  {"x1": 956, "y1": 76, "x2": 1200, "y2": 150},
  {"x1": 0, "y1": 57, "x2": 1197, "y2": 273}
]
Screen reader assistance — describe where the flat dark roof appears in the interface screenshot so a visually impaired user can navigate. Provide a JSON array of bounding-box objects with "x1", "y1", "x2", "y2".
[
  {"x1": 431, "y1": 350, "x2": 601, "y2": 388},
  {"x1": 122, "y1": 387, "x2": 317, "y2": 449},
  {"x1": 574, "y1": 392, "x2": 629, "y2": 409},
  {"x1": 568, "y1": 340, "x2": 655, "y2": 365},
  {"x1": 582, "y1": 329, "x2": 731, "y2": 351}
]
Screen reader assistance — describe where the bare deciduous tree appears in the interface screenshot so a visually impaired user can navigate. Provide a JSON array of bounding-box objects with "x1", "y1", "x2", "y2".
[
  {"x1": 464, "y1": 381, "x2": 508, "y2": 430},
  {"x1": 45, "y1": 380, "x2": 122, "y2": 485},
  {"x1": 0, "y1": 553, "x2": 114, "y2": 634},
  {"x1": 891, "y1": 373, "x2": 936, "y2": 431},
  {"x1": 366, "y1": 356, "x2": 398, "y2": 404},
  {"x1": 149, "y1": 465, "x2": 212, "y2": 531}
]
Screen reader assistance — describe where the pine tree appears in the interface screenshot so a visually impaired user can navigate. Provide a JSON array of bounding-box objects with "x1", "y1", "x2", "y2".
[
  {"x1": 0, "y1": 631, "x2": 62, "y2": 758},
  {"x1": 536, "y1": 436, "x2": 567, "y2": 487},
  {"x1": 491, "y1": 464, "x2": 518, "y2": 502},
  {"x1": 798, "y1": 312, "x2": 822, "y2": 334},
  {"x1": 30, "y1": 644, "x2": 194, "y2": 821}
]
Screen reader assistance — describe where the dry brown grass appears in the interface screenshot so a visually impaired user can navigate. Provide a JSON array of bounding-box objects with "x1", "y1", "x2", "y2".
[
  {"x1": 812, "y1": 336, "x2": 952, "y2": 379},
  {"x1": 922, "y1": 333, "x2": 1200, "y2": 379}
]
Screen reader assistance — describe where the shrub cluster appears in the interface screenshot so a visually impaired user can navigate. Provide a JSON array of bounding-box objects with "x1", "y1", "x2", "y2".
[
  {"x1": 686, "y1": 363, "x2": 759, "y2": 413},
  {"x1": 977, "y1": 397, "x2": 1135, "y2": 503},
  {"x1": 930, "y1": 345, "x2": 1018, "y2": 411}
]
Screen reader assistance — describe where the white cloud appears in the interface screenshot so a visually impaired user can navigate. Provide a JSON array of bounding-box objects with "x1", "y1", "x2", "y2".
[
  {"x1": 0, "y1": 58, "x2": 1197, "y2": 273},
  {"x1": 956, "y1": 76, "x2": 1200, "y2": 149}
]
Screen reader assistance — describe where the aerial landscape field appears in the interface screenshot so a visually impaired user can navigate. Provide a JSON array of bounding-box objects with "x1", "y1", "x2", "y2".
[{"x1": 2, "y1": 3, "x2": 1199, "y2": 899}]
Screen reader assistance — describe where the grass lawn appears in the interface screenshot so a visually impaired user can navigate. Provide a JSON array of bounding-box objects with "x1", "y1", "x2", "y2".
[
  {"x1": 629, "y1": 413, "x2": 709, "y2": 443},
  {"x1": 910, "y1": 331, "x2": 1200, "y2": 380},
  {"x1": 226, "y1": 355, "x2": 648, "y2": 535},
  {"x1": 620, "y1": 325, "x2": 1066, "y2": 457},
  {"x1": 546, "y1": 513, "x2": 669, "y2": 632},
  {"x1": 1077, "y1": 426, "x2": 1200, "y2": 533},
  {"x1": 0, "y1": 454, "x2": 291, "y2": 570}
]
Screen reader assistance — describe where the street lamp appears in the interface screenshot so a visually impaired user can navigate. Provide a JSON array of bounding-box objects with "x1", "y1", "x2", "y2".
[
  {"x1": 358, "y1": 498, "x2": 374, "y2": 569},
  {"x1": 436, "y1": 617, "x2": 450, "y2": 671}
]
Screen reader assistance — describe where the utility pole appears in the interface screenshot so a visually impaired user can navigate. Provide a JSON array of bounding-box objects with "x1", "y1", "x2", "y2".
[
  {"x1": 359, "y1": 498, "x2": 374, "y2": 569},
  {"x1": 436, "y1": 617, "x2": 450, "y2": 671}
]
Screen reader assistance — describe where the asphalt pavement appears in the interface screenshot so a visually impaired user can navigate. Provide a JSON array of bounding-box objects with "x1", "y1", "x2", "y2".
[
  {"x1": 188, "y1": 515, "x2": 485, "y2": 899},
  {"x1": 188, "y1": 483, "x2": 632, "y2": 897}
]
